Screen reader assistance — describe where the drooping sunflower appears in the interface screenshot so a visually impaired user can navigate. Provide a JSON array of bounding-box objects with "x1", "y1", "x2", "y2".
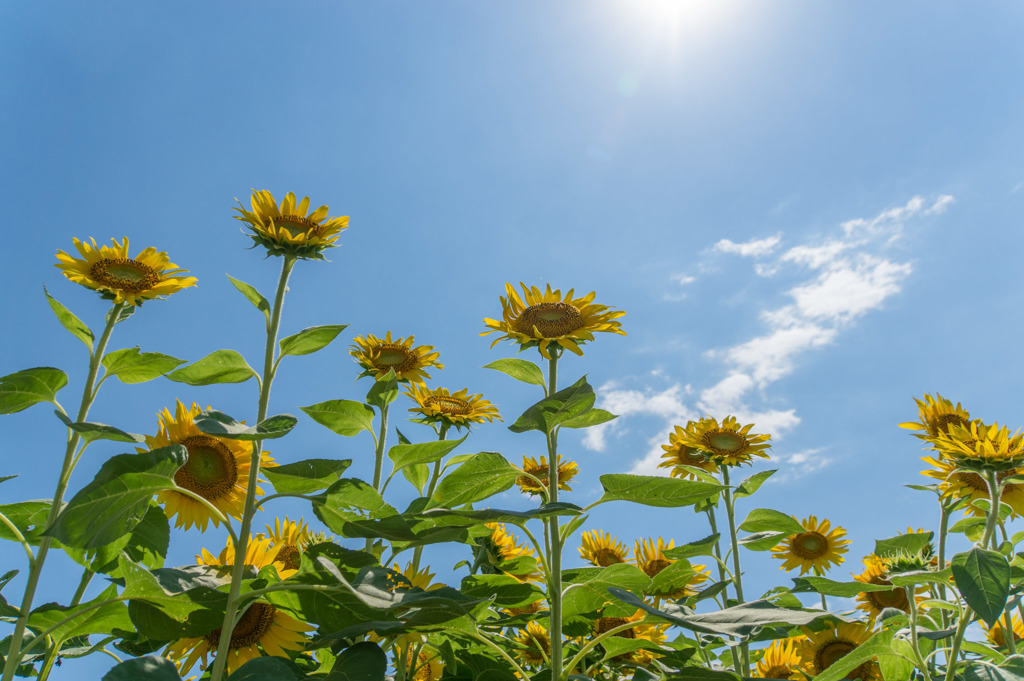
[
  {"x1": 167, "y1": 537, "x2": 313, "y2": 676},
  {"x1": 514, "y1": 621, "x2": 551, "y2": 667},
  {"x1": 265, "y1": 517, "x2": 324, "y2": 578},
  {"x1": 921, "y1": 454, "x2": 1024, "y2": 517},
  {"x1": 55, "y1": 237, "x2": 197, "y2": 306},
  {"x1": 771, "y1": 516, "x2": 850, "y2": 576},
  {"x1": 899, "y1": 393, "x2": 971, "y2": 440},
  {"x1": 405, "y1": 384, "x2": 501, "y2": 429},
  {"x1": 658, "y1": 425, "x2": 719, "y2": 479},
  {"x1": 678, "y1": 416, "x2": 771, "y2": 467},
  {"x1": 234, "y1": 189, "x2": 349, "y2": 259},
  {"x1": 852, "y1": 554, "x2": 913, "y2": 620},
  {"x1": 481, "y1": 282, "x2": 626, "y2": 359},
  {"x1": 755, "y1": 638, "x2": 804, "y2": 680},
  {"x1": 927, "y1": 421, "x2": 1024, "y2": 472},
  {"x1": 350, "y1": 332, "x2": 443, "y2": 385},
  {"x1": 580, "y1": 530, "x2": 631, "y2": 567},
  {"x1": 983, "y1": 615, "x2": 1024, "y2": 649},
  {"x1": 516, "y1": 455, "x2": 578, "y2": 496},
  {"x1": 146, "y1": 401, "x2": 275, "y2": 532},
  {"x1": 798, "y1": 622, "x2": 879, "y2": 681}
]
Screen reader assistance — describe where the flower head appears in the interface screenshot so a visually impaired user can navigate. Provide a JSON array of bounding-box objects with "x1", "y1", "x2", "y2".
[
  {"x1": 983, "y1": 615, "x2": 1024, "y2": 649},
  {"x1": 516, "y1": 455, "x2": 578, "y2": 496},
  {"x1": 265, "y1": 517, "x2": 322, "y2": 578},
  {"x1": 852, "y1": 554, "x2": 913, "y2": 620},
  {"x1": 658, "y1": 425, "x2": 719, "y2": 479},
  {"x1": 405, "y1": 646, "x2": 443, "y2": 681},
  {"x1": 594, "y1": 610, "x2": 667, "y2": 665},
  {"x1": 475, "y1": 523, "x2": 540, "y2": 582},
  {"x1": 633, "y1": 537, "x2": 711, "y2": 599},
  {"x1": 350, "y1": 332, "x2": 443, "y2": 385},
  {"x1": 145, "y1": 401, "x2": 275, "y2": 532},
  {"x1": 928, "y1": 421, "x2": 1024, "y2": 472},
  {"x1": 678, "y1": 416, "x2": 771, "y2": 467},
  {"x1": 771, "y1": 516, "x2": 850, "y2": 576},
  {"x1": 514, "y1": 621, "x2": 551, "y2": 668},
  {"x1": 921, "y1": 454, "x2": 1024, "y2": 517},
  {"x1": 580, "y1": 530, "x2": 631, "y2": 567},
  {"x1": 55, "y1": 237, "x2": 196, "y2": 306},
  {"x1": 798, "y1": 622, "x2": 879, "y2": 681},
  {"x1": 405, "y1": 384, "x2": 500, "y2": 429},
  {"x1": 899, "y1": 393, "x2": 971, "y2": 440},
  {"x1": 482, "y1": 283, "x2": 625, "y2": 359},
  {"x1": 234, "y1": 189, "x2": 348, "y2": 259},
  {"x1": 755, "y1": 639, "x2": 804, "y2": 680}
]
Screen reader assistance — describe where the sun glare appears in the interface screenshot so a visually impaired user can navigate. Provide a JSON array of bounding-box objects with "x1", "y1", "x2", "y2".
[{"x1": 620, "y1": 0, "x2": 739, "y2": 49}]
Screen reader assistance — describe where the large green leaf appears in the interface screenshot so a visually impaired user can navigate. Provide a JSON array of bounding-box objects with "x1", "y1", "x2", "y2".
[
  {"x1": 313, "y1": 479, "x2": 398, "y2": 533},
  {"x1": 791, "y1": 576, "x2": 899, "y2": 597},
  {"x1": 509, "y1": 376, "x2": 596, "y2": 434},
  {"x1": 597, "y1": 475, "x2": 722, "y2": 508},
  {"x1": 54, "y1": 411, "x2": 145, "y2": 444},
  {"x1": 563, "y1": 563, "x2": 650, "y2": 618},
  {"x1": 64, "y1": 502, "x2": 170, "y2": 575},
  {"x1": 875, "y1": 532, "x2": 935, "y2": 559},
  {"x1": 483, "y1": 358, "x2": 545, "y2": 388},
  {"x1": 0, "y1": 367, "x2": 68, "y2": 414},
  {"x1": 227, "y1": 274, "x2": 271, "y2": 322},
  {"x1": 663, "y1": 534, "x2": 721, "y2": 560},
  {"x1": 102, "y1": 347, "x2": 186, "y2": 384},
  {"x1": 302, "y1": 399, "x2": 376, "y2": 437},
  {"x1": 26, "y1": 586, "x2": 131, "y2": 648},
  {"x1": 101, "y1": 656, "x2": 182, "y2": 681},
  {"x1": 432, "y1": 452, "x2": 519, "y2": 507},
  {"x1": 366, "y1": 371, "x2": 399, "y2": 410},
  {"x1": 812, "y1": 630, "x2": 898, "y2": 681},
  {"x1": 422, "y1": 503, "x2": 582, "y2": 527},
  {"x1": 279, "y1": 324, "x2": 348, "y2": 358},
  {"x1": 734, "y1": 470, "x2": 777, "y2": 498},
  {"x1": 264, "y1": 458, "x2": 353, "y2": 494},
  {"x1": 46, "y1": 445, "x2": 187, "y2": 549},
  {"x1": 228, "y1": 656, "x2": 303, "y2": 680},
  {"x1": 0, "y1": 500, "x2": 51, "y2": 544},
  {"x1": 325, "y1": 642, "x2": 388, "y2": 681},
  {"x1": 120, "y1": 559, "x2": 228, "y2": 639},
  {"x1": 44, "y1": 287, "x2": 93, "y2": 350},
  {"x1": 166, "y1": 350, "x2": 257, "y2": 385},
  {"x1": 193, "y1": 410, "x2": 297, "y2": 441},
  {"x1": 388, "y1": 434, "x2": 468, "y2": 472},
  {"x1": 460, "y1": 574, "x2": 544, "y2": 609},
  {"x1": 738, "y1": 509, "x2": 806, "y2": 535},
  {"x1": 558, "y1": 409, "x2": 617, "y2": 430},
  {"x1": 952, "y1": 548, "x2": 1011, "y2": 626}
]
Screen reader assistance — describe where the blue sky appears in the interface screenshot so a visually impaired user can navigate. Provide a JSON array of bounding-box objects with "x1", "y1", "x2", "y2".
[{"x1": 3, "y1": 1, "x2": 1024, "y2": 677}]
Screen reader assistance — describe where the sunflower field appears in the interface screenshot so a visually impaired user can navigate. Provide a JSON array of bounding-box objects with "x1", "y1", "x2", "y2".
[{"x1": 2, "y1": 190, "x2": 1023, "y2": 681}]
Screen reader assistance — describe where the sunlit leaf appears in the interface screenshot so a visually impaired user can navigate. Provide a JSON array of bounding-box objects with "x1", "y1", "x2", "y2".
[
  {"x1": 597, "y1": 475, "x2": 722, "y2": 508},
  {"x1": 509, "y1": 376, "x2": 595, "y2": 434},
  {"x1": 388, "y1": 434, "x2": 467, "y2": 472},
  {"x1": 166, "y1": 350, "x2": 257, "y2": 385},
  {"x1": 264, "y1": 458, "x2": 353, "y2": 494},
  {"x1": 44, "y1": 287, "x2": 93, "y2": 349},
  {"x1": 101, "y1": 347, "x2": 185, "y2": 384},
  {"x1": 483, "y1": 358, "x2": 546, "y2": 388},
  {"x1": 227, "y1": 274, "x2": 271, "y2": 322},
  {"x1": 302, "y1": 399, "x2": 375, "y2": 437},
  {"x1": 951, "y1": 548, "x2": 1010, "y2": 626},
  {"x1": 432, "y1": 452, "x2": 518, "y2": 507},
  {"x1": 279, "y1": 324, "x2": 348, "y2": 358},
  {"x1": 0, "y1": 367, "x2": 68, "y2": 414},
  {"x1": 193, "y1": 410, "x2": 297, "y2": 441}
]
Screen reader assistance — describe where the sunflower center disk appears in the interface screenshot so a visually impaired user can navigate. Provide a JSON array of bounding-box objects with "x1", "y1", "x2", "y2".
[
  {"x1": 645, "y1": 559, "x2": 672, "y2": 577},
  {"x1": 596, "y1": 617, "x2": 635, "y2": 638},
  {"x1": 90, "y1": 258, "x2": 161, "y2": 293},
  {"x1": 175, "y1": 435, "x2": 238, "y2": 498},
  {"x1": 816, "y1": 641, "x2": 857, "y2": 674},
  {"x1": 516, "y1": 303, "x2": 582, "y2": 338},
  {"x1": 954, "y1": 472, "x2": 987, "y2": 492},
  {"x1": 791, "y1": 531, "x2": 829, "y2": 559},
  {"x1": 593, "y1": 549, "x2": 624, "y2": 567},
  {"x1": 373, "y1": 346, "x2": 416, "y2": 372},
  {"x1": 869, "y1": 587, "x2": 908, "y2": 610},
  {"x1": 274, "y1": 215, "x2": 319, "y2": 238},
  {"x1": 425, "y1": 396, "x2": 471, "y2": 416},
  {"x1": 206, "y1": 603, "x2": 276, "y2": 649},
  {"x1": 707, "y1": 432, "x2": 745, "y2": 454},
  {"x1": 278, "y1": 545, "x2": 302, "y2": 571},
  {"x1": 763, "y1": 666, "x2": 794, "y2": 679}
]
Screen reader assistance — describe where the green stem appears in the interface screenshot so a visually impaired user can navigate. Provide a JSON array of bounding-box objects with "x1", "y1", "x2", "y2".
[
  {"x1": 905, "y1": 585, "x2": 931, "y2": 673},
  {"x1": 464, "y1": 630, "x2": 531, "y2": 681},
  {"x1": 705, "y1": 505, "x2": 742, "y2": 672},
  {"x1": 936, "y1": 501, "x2": 952, "y2": 631},
  {"x1": 209, "y1": 256, "x2": 296, "y2": 681},
  {"x1": 412, "y1": 426, "x2": 449, "y2": 573},
  {"x1": 365, "y1": 400, "x2": 391, "y2": 554},
  {"x1": 544, "y1": 354, "x2": 564, "y2": 681},
  {"x1": 563, "y1": 619, "x2": 644, "y2": 677},
  {"x1": 720, "y1": 467, "x2": 749, "y2": 675},
  {"x1": 0, "y1": 511, "x2": 34, "y2": 566},
  {"x1": 1, "y1": 301, "x2": 125, "y2": 681}
]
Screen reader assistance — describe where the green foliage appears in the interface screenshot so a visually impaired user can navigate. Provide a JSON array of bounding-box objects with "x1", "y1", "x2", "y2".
[
  {"x1": 101, "y1": 347, "x2": 185, "y2": 384},
  {"x1": 54, "y1": 410, "x2": 145, "y2": 443},
  {"x1": 597, "y1": 474, "x2": 723, "y2": 508},
  {"x1": 279, "y1": 324, "x2": 348, "y2": 358},
  {"x1": 509, "y1": 375, "x2": 597, "y2": 434},
  {"x1": 388, "y1": 434, "x2": 468, "y2": 472},
  {"x1": 562, "y1": 563, "x2": 650, "y2": 618},
  {"x1": 951, "y1": 548, "x2": 1011, "y2": 626},
  {"x1": 166, "y1": 349, "x2": 257, "y2": 385},
  {"x1": 0, "y1": 367, "x2": 68, "y2": 414},
  {"x1": 323, "y1": 642, "x2": 388, "y2": 681},
  {"x1": 193, "y1": 410, "x2": 297, "y2": 440},
  {"x1": 302, "y1": 399, "x2": 376, "y2": 436},
  {"x1": 431, "y1": 452, "x2": 519, "y2": 507},
  {"x1": 366, "y1": 371, "x2": 399, "y2": 410},
  {"x1": 264, "y1": 458, "x2": 353, "y2": 494},
  {"x1": 100, "y1": 656, "x2": 182, "y2": 681},
  {"x1": 228, "y1": 656, "x2": 304, "y2": 680},
  {"x1": 227, "y1": 274, "x2": 271, "y2": 323},
  {"x1": 483, "y1": 358, "x2": 546, "y2": 388},
  {"x1": 44, "y1": 288, "x2": 93, "y2": 350}
]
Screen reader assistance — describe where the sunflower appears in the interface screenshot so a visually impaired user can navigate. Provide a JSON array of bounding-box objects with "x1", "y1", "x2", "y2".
[
  {"x1": 594, "y1": 610, "x2": 667, "y2": 664},
  {"x1": 580, "y1": 530, "x2": 631, "y2": 567},
  {"x1": 234, "y1": 189, "x2": 348, "y2": 259},
  {"x1": 404, "y1": 645, "x2": 444, "y2": 681},
  {"x1": 771, "y1": 516, "x2": 850, "y2": 576},
  {"x1": 55, "y1": 237, "x2": 196, "y2": 306},
  {"x1": 678, "y1": 416, "x2": 771, "y2": 467},
  {"x1": 167, "y1": 537, "x2": 313, "y2": 676},
  {"x1": 265, "y1": 517, "x2": 323, "y2": 578},
  {"x1": 899, "y1": 393, "x2": 971, "y2": 440},
  {"x1": 477, "y1": 523, "x2": 541, "y2": 582},
  {"x1": 755, "y1": 639, "x2": 804, "y2": 680},
  {"x1": 391, "y1": 562, "x2": 443, "y2": 591},
  {"x1": 852, "y1": 554, "x2": 913, "y2": 620},
  {"x1": 928, "y1": 421, "x2": 1024, "y2": 472},
  {"x1": 634, "y1": 537, "x2": 710, "y2": 599},
  {"x1": 350, "y1": 332, "x2": 443, "y2": 385},
  {"x1": 197, "y1": 534, "x2": 287, "y2": 576},
  {"x1": 405, "y1": 384, "x2": 501, "y2": 429},
  {"x1": 514, "y1": 621, "x2": 551, "y2": 667},
  {"x1": 983, "y1": 615, "x2": 1024, "y2": 649},
  {"x1": 146, "y1": 401, "x2": 275, "y2": 532},
  {"x1": 658, "y1": 425, "x2": 719, "y2": 479},
  {"x1": 921, "y1": 454, "x2": 1024, "y2": 517},
  {"x1": 481, "y1": 283, "x2": 626, "y2": 359},
  {"x1": 798, "y1": 622, "x2": 879, "y2": 681},
  {"x1": 516, "y1": 455, "x2": 578, "y2": 496}
]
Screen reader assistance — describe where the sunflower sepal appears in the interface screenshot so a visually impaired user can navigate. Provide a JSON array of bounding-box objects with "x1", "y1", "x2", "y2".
[
  {"x1": 106, "y1": 303, "x2": 135, "y2": 325},
  {"x1": 193, "y1": 410, "x2": 298, "y2": 441},
  {"x1": 43, "y1": 287, "x2": 94, "y2": 350},
  {"x1": 508, "y1": 375, "x2": 596, "y2": 435}
]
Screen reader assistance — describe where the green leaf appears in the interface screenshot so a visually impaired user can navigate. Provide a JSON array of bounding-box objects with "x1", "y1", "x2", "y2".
[
  {"x1": 951, "y1": 548, "x2": 1011, "y2": 626},
  {"x1": 193, "y1": 410, "x2": 297, "y2": 441},
  {"x1": 166, "y1": 350, "x2": 257, "y2": 385},
  {"x1": 962, "y1": 662, "x2": 1024, "y2": 681},
  {"x1": 668, "y1": 669, "x2": 740, "y2": 681},
  {"x1": 509, "y1": 376, "x2": 595, "y2": 434},
  {"x1": 875, "y1": 531, "x2": 935, "y2": 559},
  {"x1": 879, "y1": 637, "x2": 916, "y2": 681},
  {"x1": 64, "y1": 502, "x2": 170, "y2": 575},
  {"x1": 737, "y1": 531, "x2": 791, "y2": 551},
  {"x1": 647, "y1": 559, "x2": 703, "y2": 599},
  {"x1": 366, "y1": 371, "x2": 399, "y2": 410},
  {"x1": 483, "y1": 358, "x2": 546, "y2": 387},
  {"x1": 264, "y1": 458, "x2": 353, "y2": 495},
  {"x1": 459, "y1": 574, "x2": 544, "y2": 609},
  {"x1": 388, "y1": 434, "x2": 468, "y2": 472},
  {"x1": 734, "y1": 470, "x2": 776, "y2": 498},
  {"x1": 101, "y1": 656, "x2": 182, "y2": 681},
  {"x1": 227, "y1": 274, "x2": 271, "y2": 322},
  {"x1": 102, "y1": 347, "x2": 186, "y2": 384},
  {"x1": 119, "y1": 559, "x2": 227, "y2": 639},
  {"x1": 738, "y1": 508, "x2": 805, "y2": 535},
  {"x1": 313, "y1": 479, "x2": 398, "y2": 533},
  {"x1": 279, "y1": 324, "x2": 348, "y2": 358},
  {"x1": 54, "y1": 412, "x2": 145, "y2": 444},
  {"x1": 423, "y1": 503, "x2": 582, "y2": 527},
  {"x1": 0, "y1": 367, "x2": 68, "y2": 414},
  {"x1": 302, "y1": 399, "x2": 376, "y2": 437},
  {"x1": 46, "y1": 445, "x2": 187, "y2": 549},
  {"x1": 228, "y1": 656, "x2": 302, "y2": 680},
  {"x1": 432, "y1": 452, "x2": 519, "y2": 507},
  {"x1": 562, "y1": 563, "x2": 650, "y2": 618},
  {"x1": 324, "y1": 642, "x2": 388, "y2": 681},
  {"x1": 597, "y1": 475, "x2": 723, "y2": 508},
  {"x1": 0, "y1": 500, "x2": 51, "y2": 544},
  {"x1": 107, "y1": 305, "x2": 135, "y2": 325},
  {"x1": 26, "y1": 584, "x2": 131, "y2": 648},
  {"x1": 663, "y1": 534, "x2": 721, "y2": 560},
  {"x1": 791, "y1": 576, "x2": 900, "y2": 597},
  {"x1": 44, "y1": 287, "x2": 93, "y2": 349},
  {"x1": 558, "y1": 408, "x2": 617, "y2": 430},
  {"x1": 401, "y1": 463, "x2": 429, "y2": 494},
  {"x1": 812, "y1": 630, "x2": 894, "y2": 681}
]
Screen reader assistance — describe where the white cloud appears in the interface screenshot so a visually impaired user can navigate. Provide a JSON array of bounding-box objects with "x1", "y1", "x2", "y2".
[
  {"x1": 719, "y1": 323, "x2": 836, "y2": 384},
  {"x1": 780, "y1": 240, "x2": 850, "y2": 269},
  {"x1": 926, "y1": 195, "x2": 955, "y2": 215},
  {"x1": 788, "y1": 254, "x2": 913, "y2": 323},
  {"x1": 713, "y1": 234, "x2": 782, "y2": 258},
  {"x1": 664, "y1": 273, "x2": 698, "y2": 301},
  {"x1": 771, "y1": 447, "x2": 833, "y2": 482},
  {"x1": 583, "y1": 383, "x2": 693, "y2": 452}
]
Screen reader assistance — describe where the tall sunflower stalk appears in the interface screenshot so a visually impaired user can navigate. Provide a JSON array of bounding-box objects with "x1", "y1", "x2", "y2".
[{"x1": 544, "y1": 352, "x2": 566, "y2": 681}]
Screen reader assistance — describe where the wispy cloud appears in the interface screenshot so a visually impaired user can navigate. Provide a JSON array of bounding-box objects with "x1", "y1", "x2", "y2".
[
  {"x1": 664, "y1": 272, "x2": 697, "y2": 301},
  {"x1": 586, "y1": 195, "x2": 954, "y2": 477}
]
